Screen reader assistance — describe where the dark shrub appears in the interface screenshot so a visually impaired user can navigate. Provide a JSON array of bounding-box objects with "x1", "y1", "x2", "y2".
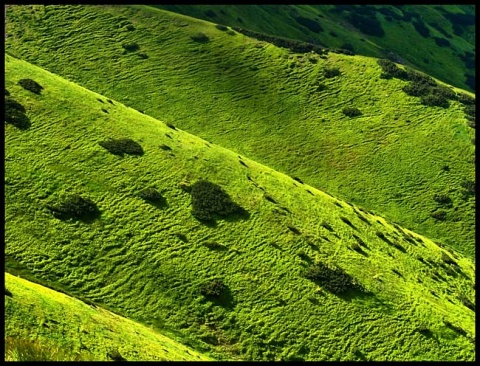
[
  {"x1": 138, "y1": 188, "x2": 166, "y2": 206},
  {"x1": 376, "y1": 231, "x2": 392, "y2": 244},
  {"x1": 122, "y1": 42, "x2": 139, "y2": 52},
  {"x1": 215, "y1": 24, "x2": 228, "y2": 31},
  {"x1": 321, "y1": 221, "x2": 334, "y2": 232},
  {"x1": 287, "y1": 225, "x2": 301, "y2": 235},
  {"x1": 5, "y1": 104, "x2": 31, "y2": 130},
  {"x1": 5, "y1": 287, "x2": 12, "y2": 297},
  {"x1": 292, "y1": 176, "x2": 304, "y2": 184},
  {"x1": 239, "y1": 160, "x2": 248, "y2": 168},
  {"x1": 107, "y1": 99, "x2": 114, "y2": 105},
  {"x1": 464, "y1": 104, "x2": 475, "y2": 118},
  {"x1": 101, "y1": 108, "x2": 108, "y2": 113},
  {"x1": 430, "y1": 210, "x2": 447, "y2": 221},
  {"x1": 434, "y1": 37, "x2": 450, "y2": 47},
  {"x1": 304, "y1": 262, "x2": 364, "y2": 294},
  {"x1": 18, "y1": 78, "x2": 43, "y2": 94},
  {"x1": 203, "y1": 241, "x2": 227, "y2": 250},
  {"x1": 5, "y1": 96, "x2": 26, "y2": 113},
  {"x1": 125, "y1": 24, "x2": 135, "y2": 31},
  {"x1": 431, "y1": 85, "x2": 456, "y2": 100},
  {"x1": 200, "y1": 279, "x2": 226, "y2": 297},
  {"x1": 166, "y1": 122, "x2": 177, "y2": 130},
  {"x1": 433, "y1": 194, "x2": 452, "y2": 206},
  {"x1": 412, "y1": 20, "x2": 430, "y2": 37},
  {"x1": 138, "y1": 53, "x2": 148, "y2": 59},
  {"x1": 457, "y1": 93, "x2": 475, "y2": 105},
  {"x1": 402, "y1": 82, "x2": 431, "y2": 97},
  {"x1": 420, "y1": 94, "x2": 449, "y2": 108},
  {"x1": 377, "y1": 59, "x2": 408, "y2": 79},
  {"x1": 264, "y1": 195, "x2": 277, "y2": 204},
  {"x1": 295, "y1": 16, "x2": 323, "y2": 33},
  {"x1": 417, "y1": 326, "x2": 434, "y2": 338},
  {"x1": 191, "y1": 32, "x2": 210, "y2": 43},
  {"x1": 98, "y1": 138, "x2": 144, "y2": 156},
  {"x1": 324, "y1": 67, "x2": 341, "y2": 78},
  {"x1": 460, "y1": 179, "x2": 475, "y2": 197},
  {"x1": 46, "y1": 194, "x2": 100, "y2": 221},
  {"x1": 342, "y1": 107, "x2": 362, "y2": 117},
  {"x1": 5, "y1": 89, "x2": 10, "y2": 96},
  {"x1": 107, "y1": 349, "x2": 127, "y2": 361},
  {"x1": 190, "y1": 180, "x2": 247, "y2": 223},
  {"x1": 405, "y1": 69, "x2": 436, "y2": 86},
  {"x1": 340, "y1": 216, "x2": 356, "y2": 230}
]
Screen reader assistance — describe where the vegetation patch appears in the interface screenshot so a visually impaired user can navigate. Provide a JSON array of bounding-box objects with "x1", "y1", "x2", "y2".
[
  {"x1": 304, "y1": 262, "x2": 364, "y2": 295},
  {"x1": 5, "y1": 98, "x2": 31, "y2": 130},
  {"x1": 191, "y1": 32, "x2": 210, "y2": 43},
  {"x1": 98, "y1": 138, "x2": 144, "y2": 156},
  {"x1": 159, "y1": 144, "x2": 172, "y2": 151},
  {"x1": 433, "y1": 194, "x2": 452, "y2": 207},
  {"x1": 138, "y1": 188, "x2": 166, "y2": 207},
  {"x1": 18, "y1": 78, "x2": 43, "y2": 94},
  {"x1": 46, "y1": 194, "x2": 100, "y2": 221},
  {"x1": 190, "y1": 180, "x2": 248, "y2": 223},
  {"x1": 122, "y1": 42, "x2": 140, "y2": 52},
  {"x1": 342, "y1": 107, "x2": 362, "y2": 117},
  {"x1": 430, "y1": 210, "x2": 447, "y2": 221},
  {"x1": 215, "y1": 24, "x2": 228, "y2": 31},
  {"x1": 324, "y1": 66, "x2": 341, "y2": 78}
]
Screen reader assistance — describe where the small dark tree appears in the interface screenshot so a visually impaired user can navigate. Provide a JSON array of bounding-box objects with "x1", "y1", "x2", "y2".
[
  {"x1": 191, "y1": 32, "x2": 210, "y2": 43},
  {"x1": 138, "y1": 188, "x2": 166, "y2": 207},
  {"x1": 122, "y1": 42, "x2": 140, "y2": 52},
  {"x1": 18, "y1": 79, "x2": 43, "y2": 94},
  {"x1": 304, "y1": 262, "x2": 364, "y2": 294},
  {"x1": 430, "y1": 210, "x2": 447, "y2": 221},
  {"x1": 5, "y1": 97, "x2": 31, "y2": 129},
  {"x1": 324, "y1": 67, "x2": 341, "y2": 78},
  {"x1": 200, "y1": 279, "x2": 226, "y2": 297},
  {"x1": 98, "y1": 138, "x2": 144, "y2": 156},
  {"x1": 190, "y1": 180, "x2": 247, "y2": 223},
  {"x1": 342, "y1": 107, "x2": 362, "y2": 117},
  {"x1": 46, "y1": 194, "x2": 100, "y2": 221}
]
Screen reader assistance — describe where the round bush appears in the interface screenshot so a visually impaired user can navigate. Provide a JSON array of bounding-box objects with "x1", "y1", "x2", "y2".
[
  {"x1": 47, "y1": 194, "x2": 100, "y2": 221},
  {"x1": 190, "y1": 180, "x2": 247, "y2": 223},
  {"x1": 304, "y1": 262, "x2": 363, "y2": 294},
  {"x1": 5, "y1": 101, "x2": 31, "y2": 130},
  {"x1": 122, "y1": 42, "x2": 139, "y2": 52},
  {"x1": 98, "y1": 138, "x2": 144, "y2": 156},
  {"x1": 138, "y1": 188, "x2": 166, "y2": 206},
  {"x1": 191, "y1": 32, "x2": 210, "y2": 43},
  {"x1": 18, "y1": 78, "x2": 43, "y2": 94},
  {"x1": 200, "y1": 279, "x2": 226, "y2": 297},
  {"x1": 342, "y1": 107, "x2": 362, "y2": 117}
]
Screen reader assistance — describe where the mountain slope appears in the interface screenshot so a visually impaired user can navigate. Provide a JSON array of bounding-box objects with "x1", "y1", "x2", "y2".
[
  {"x1": 5, "y1": 54, "x2": 475, "y2": 361},
  {"x1": 154, "y1": 4, "x2": 475, "y2": 92},
  {"x1": 4, "y1": 5, "x2": 475, "y2": 259},
  {"x1": 4, "y1": 273, "x2": 213, "y2": 361}
]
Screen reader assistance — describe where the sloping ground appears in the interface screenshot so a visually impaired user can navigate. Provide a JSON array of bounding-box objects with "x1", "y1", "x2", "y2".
[
  {"x1": 4, "y1": 273, "x2": 213, "y2": 361},
  {"x1": 154, "y1": 4, "x2": 475, "y2": 92},
  {"x1": 5, "y1": 54, "x2": 475, "y2": 361},
  {"x1": 5, "y1": 5, "x2": 475, "y2": 259}
]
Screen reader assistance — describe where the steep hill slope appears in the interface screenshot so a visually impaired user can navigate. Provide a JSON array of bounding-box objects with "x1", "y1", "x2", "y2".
[
  {"x1": 5, "y1": 5, "x2": 475, "y2": 259},
  {"x1": 5, "y1": 54, "x2": 475, "y2": 361},
  {"x1": 5, "y1": 273, "x2": 213, "y2": 361},
  {"x1": 155, "y1": 4, "x2": 475, "y2": 92}
]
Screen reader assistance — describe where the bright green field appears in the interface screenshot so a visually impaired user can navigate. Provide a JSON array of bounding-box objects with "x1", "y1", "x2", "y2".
[
  {"x1": 4, "y1": 273, "x2": 213, "y2": 361},
  {"x1": 155, "y1": 4, "x2": 475, "y2": 92},
  {"x1": 5, "y1": 54, "x2": 475, "y2": 361},
  {"x1": 5, "y1": 5, "x2": 475, "y2": 259}
]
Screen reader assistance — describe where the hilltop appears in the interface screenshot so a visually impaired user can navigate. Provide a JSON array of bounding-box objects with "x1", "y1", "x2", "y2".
[
  {"x1": 4, "y1": 5, "x2": 475, "y2": 259},
  {"x1": 155, "y1": 4, "x2": 475, "y2": 92},
  {"x1": 5, "y1": 53, "x2": 475, "y2": 361}
]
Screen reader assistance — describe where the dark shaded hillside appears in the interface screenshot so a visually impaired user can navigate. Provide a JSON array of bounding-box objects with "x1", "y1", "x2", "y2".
[
  {"x1": 4, "y1": 5, "x2": 475, "y2": 260},
  {"x1": 155, "y1": 4, "x2": 475, "y2": 92},
  {"x1": 5, "y1": 54, "x2": 476, "y2": 361}
]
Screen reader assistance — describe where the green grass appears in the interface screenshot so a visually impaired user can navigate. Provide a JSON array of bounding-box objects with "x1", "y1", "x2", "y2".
[
  {"x1": 5, "y1": 53, "x2": 475, "y2": 361},
  {"x1": 5, "y1": 5, "x2": 475, "y2": 259},
  {"x1": 154, "y1": 5, "x2": 475, "y2": 92},
  {"x1": 5, "y1": 273, "x2": 213, "y2": 361}
]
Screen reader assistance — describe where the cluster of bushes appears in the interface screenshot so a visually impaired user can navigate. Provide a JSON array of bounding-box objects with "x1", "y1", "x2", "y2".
[
  {"x1": 5, "y1": 95, "x2": 31, "y2": 130},
  {"x1": 304, "y1": 262, "x2": 364, "y2": 294},
  {"x1": 377, "y1": 59, "x2": 408, "y2": 80},
  {"x1": 98, "y1": 138, "x2": 144, "y2": 156},
  {"x1": 190, "y1": 180, "x2": 247, "y2": 223},
  {"x1": 46, "y1": 194, "x2": 100, "y2": 221},
  {"x1": 18, "y1": 78, "x2": 43, "y2": 94},
  {"x1": 342, "y1": 107, "x2": 362, "y2": 117},
  {"x1": 232, "y1": 27, "x2": 328, "y2": 55}
]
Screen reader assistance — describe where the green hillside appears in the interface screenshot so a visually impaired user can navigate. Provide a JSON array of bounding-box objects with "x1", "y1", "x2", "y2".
[
  {"x1": 5, "y1": 54, "x2": 476, "y2": 361},
  {"x1": 5, "y1": 5, "x2": 475, "y2": 259},
  {"x1": 155, "y1": 5, "x2": 475, "y2": 92},
  {"x1": 5, "y1": 273, "x2": 213, "y2": 361}
]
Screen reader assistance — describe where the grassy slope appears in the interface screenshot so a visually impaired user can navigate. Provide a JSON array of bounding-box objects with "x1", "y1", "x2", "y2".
[
  {"x1": 4, "y1": 273, "x2": 213, "y2": 361},
  {"x1": 5, "y1": 54, "x2": 475, "y2": 361},
  {"x1": 5, "y1": 5, "x2": 475, "y2": 259},
  {"x1": 154, "y1": 4, "x2": 475, "y2": 92}
]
